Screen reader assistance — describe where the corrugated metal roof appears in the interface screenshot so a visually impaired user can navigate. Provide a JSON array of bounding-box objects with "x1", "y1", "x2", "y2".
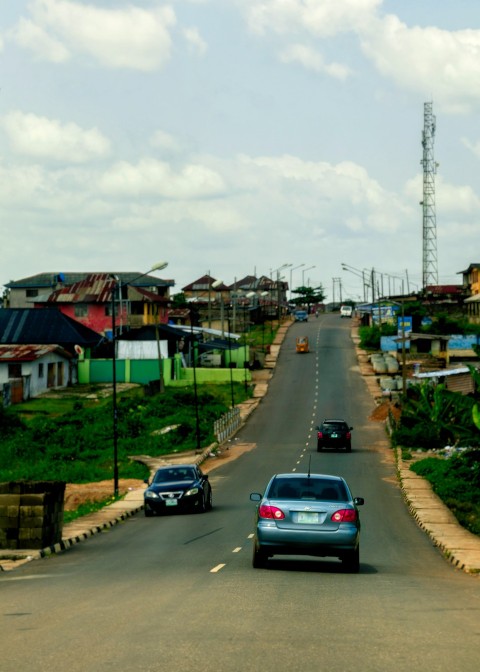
[
  {"x1": 6, "y1": 271, "x2": 174, "y2": 290},
  {"x1": 0, "y1": 344, "x2": 71, "y2": 362},
  {"x1": 0, "y1": 309, "x2": 102, "y2": 346}
]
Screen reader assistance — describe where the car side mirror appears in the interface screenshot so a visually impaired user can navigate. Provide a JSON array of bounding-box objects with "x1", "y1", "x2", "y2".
[
  {"x1": 354, "y1": 497, "x2": 364, "y2": 506},
  {"x1": 250, "y1": 493, "x2": 262, "y2": 502},
  {"x1": 144, "y1": 479, "x2": 150, "y2": 485}
]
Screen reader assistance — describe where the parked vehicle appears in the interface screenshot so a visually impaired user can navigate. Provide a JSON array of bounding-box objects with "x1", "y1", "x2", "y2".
[
  {"x1": 144, "y1": 464, "x2": 212, "y2": 516},
  {"x1": 250, "y1": 472, "x2": 364, "y2": 571},
  {"x1": 296, "y1": 336, "x2": 309, "y2": 353},
  {"x1": 340, "y1": 305, "x2": 353, "y2": 318},
  {"x1": 317, "y1": 419, "x2": 353, "y2": 452},
  {"x1": 294, "y1": 310, "x2": 308, "y2": 322}
]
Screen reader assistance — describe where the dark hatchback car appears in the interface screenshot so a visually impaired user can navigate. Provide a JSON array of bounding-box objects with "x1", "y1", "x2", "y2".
[
  {"x1": 317, "y1": 419, "x2": 353, "y2": 452},
  {"x1": 144, "y1": 464, "x2": 212, "y2": 516},
  {"x1": 250, "y1": 472, "x2": 364, "y2": 572}
]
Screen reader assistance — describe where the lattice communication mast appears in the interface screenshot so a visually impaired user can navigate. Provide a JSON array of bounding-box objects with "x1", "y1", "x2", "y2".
[{"x1": 420, "y1": 101, "x2": 439, "y2": 289}]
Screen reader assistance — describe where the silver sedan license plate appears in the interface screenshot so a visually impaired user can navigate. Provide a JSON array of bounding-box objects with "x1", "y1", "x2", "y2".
[{"x1": 297, "y1": 511, "x2": 319, "y2": 524}]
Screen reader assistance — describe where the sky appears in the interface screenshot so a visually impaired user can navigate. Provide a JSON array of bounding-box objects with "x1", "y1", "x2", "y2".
[{"x1": 1, "y1": 0, "x2": 480, "y2": 303}]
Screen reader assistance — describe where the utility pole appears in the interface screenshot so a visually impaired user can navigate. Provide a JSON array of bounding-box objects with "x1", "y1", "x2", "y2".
[{"x1": 421, "y1": 101, "x2": 439, "y2": 289}]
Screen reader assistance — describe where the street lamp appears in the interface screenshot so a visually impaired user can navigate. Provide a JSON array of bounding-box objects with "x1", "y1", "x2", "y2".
[
  {"x1": 211, "y1": 278, "x2": 224, "y2": 335},
  {"x1": 226, "y1": 304, "x2": 235, "y2": 409},
  {"x1": 111, "y1": 261, "x2": 168, "y2": 497},
  {"x1": 189, "y1": 319, "x2": 202, "y2": 453},
  {"x1": 271, "y1": 264, "x2": 291, "y2": 324},
  {"x1": 341, "y1": 263, "x2": 370, "y2": 302},
  {"x1": 243, "y1": 291, "x2": 256, "y2": 391},
  {"x1": 302, "y1": 265, "x2": 316, "y2": 286},
  {"x1": 289, "y1": 263, "x2": 305, "y2": 302}
]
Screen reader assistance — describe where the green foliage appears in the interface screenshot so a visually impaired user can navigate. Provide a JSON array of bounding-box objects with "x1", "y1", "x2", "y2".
[
  {"x1": 63, "y1": 496, "x2": 118, "y2": 523},
  {"x1": 410, "y1": 452, "x2": 480, "y2": 536},
  {"x1": 391, "y1": 382, "x2": 480, "y2": 449},
  {"x1": 359, "y1": 325, "x2": 381, "y2": 349},
  {"x1": 291, "y1": 285, "x2": 326, "y2": 307},
  {"x1": 0, "y1": 383, "x2": 249, "y2": 484},
  {"x1": 0, "y1": 406, "x2": 25, "y2": 436}
]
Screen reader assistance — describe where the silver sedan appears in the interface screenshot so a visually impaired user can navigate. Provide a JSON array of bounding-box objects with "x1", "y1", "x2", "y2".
[{"x1": 250, "y1": 472, "x2": 364, "y2": 572}]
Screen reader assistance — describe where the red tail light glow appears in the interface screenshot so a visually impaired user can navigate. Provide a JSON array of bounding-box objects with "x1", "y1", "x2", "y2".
[
  {"x1": 259, "y1": 504, "x2": 285, "y2": 520},
  {"x1": 346, "y1": 432, "x2": 351, "y2": 439},
  {"x1": 317, "y1": 431, "x2": 323, "y2": 439},
  {"x1": 331, "y1": 509, "x2": 357, "y2": 523}
]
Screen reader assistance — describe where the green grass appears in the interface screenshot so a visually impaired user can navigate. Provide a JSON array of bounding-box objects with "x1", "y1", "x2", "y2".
[
  {"x1": 63, "y1": 496, "x2": 119, "y2": 524},
  {"x1": 0, "y1": 382, "x2": 252, "y2": 485},
  {"x1": 410, "y1": 451, "x2": 480, "y2": 537}
]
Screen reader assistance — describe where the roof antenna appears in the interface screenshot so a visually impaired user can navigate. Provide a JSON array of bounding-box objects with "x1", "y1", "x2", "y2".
[{"x1": 307, "y1": 455, "x2": 311, "y2": 478}]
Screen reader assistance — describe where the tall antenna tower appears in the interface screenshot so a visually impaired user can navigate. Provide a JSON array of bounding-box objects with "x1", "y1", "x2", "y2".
[{"x1": 420, "y1": 101, "x2": 439, "y2": 289}]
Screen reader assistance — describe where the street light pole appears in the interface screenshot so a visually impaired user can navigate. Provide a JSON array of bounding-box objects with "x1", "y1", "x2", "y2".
[
  {"x1": 226, "y1": 307, "x2": 235, "y2": 409},
  {"x1": 111, "y1": 281, "x2": 119, "y2": 497},
  {"x1": 110, "y1": 261, "x2": 168, "y2": 497},
  {"x1": 289, "y1": 263, "x2": 305, "y2": 302},
  {"x1": 190, "y1": 320, "x2": 202, "y2": 453},
  {"x1": 302, "y1": 265, "x2": 316, "y2": 287}
]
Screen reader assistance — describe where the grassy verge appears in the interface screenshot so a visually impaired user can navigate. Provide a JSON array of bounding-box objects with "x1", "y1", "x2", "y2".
[
  {"x1": 410, "y1": 451, "x2": 480, "y2": 537},
  {"x1": 63, "y1": 496, "x2": 120, "y2": 524},
  {"x1": 0, "y1": 382, "x2": 252, "y2": 484}
]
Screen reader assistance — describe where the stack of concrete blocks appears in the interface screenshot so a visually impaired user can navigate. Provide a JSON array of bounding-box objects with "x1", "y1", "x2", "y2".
[{"x1": 0, "y1": 481, "x2": 65, "y2": 550}]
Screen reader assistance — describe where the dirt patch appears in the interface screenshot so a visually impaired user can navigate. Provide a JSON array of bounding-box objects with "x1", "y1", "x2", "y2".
[
  {"x1": 64, "y1": 479, "x2": 144, "y2": 510},
  {"x1": 64, "y1": 442, "x2": 256, "y2": 510},
  {"x1": 369, "y1": 401, "x2": 401, "y2": 423}
]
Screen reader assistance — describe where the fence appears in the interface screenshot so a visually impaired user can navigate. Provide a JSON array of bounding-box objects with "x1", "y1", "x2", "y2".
[{"x1": 214, "y1": 408, "x2": 241, "y2": 443}]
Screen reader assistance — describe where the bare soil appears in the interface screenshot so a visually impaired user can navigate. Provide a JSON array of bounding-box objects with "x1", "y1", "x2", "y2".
[{"x1": 64, "y1": 441, "x2": 256, "y2": 510}]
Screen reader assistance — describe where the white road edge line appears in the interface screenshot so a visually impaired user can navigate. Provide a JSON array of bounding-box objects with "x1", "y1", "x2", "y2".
[{"x1": 232, "y1": 547, "x2": 242, "y2": 553}]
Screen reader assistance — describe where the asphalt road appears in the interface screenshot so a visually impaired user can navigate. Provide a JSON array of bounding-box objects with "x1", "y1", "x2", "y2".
[{"x1": 1, "y1": 314, "x2": 479, "y2": 672}]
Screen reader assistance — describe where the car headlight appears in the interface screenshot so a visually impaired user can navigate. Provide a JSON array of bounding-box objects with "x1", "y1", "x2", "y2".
[
  {"x1": 184, "y1": 487, "x2": 199, "y2": 497},
  {"x1": 144, "y1": 491, "x2": 159, "y2": 499}
]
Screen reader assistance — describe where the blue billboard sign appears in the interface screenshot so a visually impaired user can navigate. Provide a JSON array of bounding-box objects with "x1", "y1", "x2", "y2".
[{"x1": 397, "y1": 316, "x2": 412, "y2": 337}]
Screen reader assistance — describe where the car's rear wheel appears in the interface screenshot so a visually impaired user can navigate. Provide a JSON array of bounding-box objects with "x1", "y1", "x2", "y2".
[
  {"x1": 346, "y1": 443, "x2": 352, "y2": 452},
  {"x1": 252, "y1": 544, "x2": 268, "y2": 569},
  {"x1": 317, "y1": 444, "x2": 323, "y2": 452},
  {"x1": 342, "y1": 546, "x2": 360, "y2": 573}
]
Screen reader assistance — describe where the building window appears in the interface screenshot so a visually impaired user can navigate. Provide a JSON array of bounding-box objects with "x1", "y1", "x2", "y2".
[
  {"x1": 8, "y1": 363, "x2": 22, "y2": 378},
  {"x1": 74, "y1": 303, "x2": 88, "y2": 317},
  {"x1": 38, "y1": 363, "x2": 44, "y2": 378},
  {"x1": 26, "y1": 289, "x2": 39, "y2": 297}
]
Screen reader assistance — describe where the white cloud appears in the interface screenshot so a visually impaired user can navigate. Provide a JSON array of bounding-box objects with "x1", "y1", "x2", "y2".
[
  {"x1": 182, "y1": 26, "x2": 208, "y2": 56},
  {"x1": 98, "y1": 158, "x2": 226, "y2": 199},
  {"x1": 10, "y1": 17, "x2": 70, "y2": 63},
  {"x1": 150, "y1": 130, "x2": 185, "y2": 156},
  {"x1": 243, "y1": 0, "x2": 382, "y2": 37},
  {"x1": 0, "y1": 111, "x2": 111, "y2": 163},
  {"x1": 405, "y1": 174, "x2": 480, "y2": 214},
  {"x1": 361, "y1": 15, "x2": 480, "y2": 113},
  {"x1": 462, "y1": 137, "x2": 480, "y2": 159},
  {"x1": 279, "y1": 43, "x2": 351, "y2": 79},
  {"x1": 13, "y1": 0, "x2": 176, "y2": 71}
]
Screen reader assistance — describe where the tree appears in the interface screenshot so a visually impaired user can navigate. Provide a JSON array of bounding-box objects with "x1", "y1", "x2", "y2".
[{"x1": 291, "y1": 285, "x2": 326, "y2": 312}]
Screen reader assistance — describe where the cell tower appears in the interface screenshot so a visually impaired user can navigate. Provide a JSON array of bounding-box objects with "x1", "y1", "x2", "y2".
[{"x1": 420, "y1": 101, "x2": 439, "y2": 289}]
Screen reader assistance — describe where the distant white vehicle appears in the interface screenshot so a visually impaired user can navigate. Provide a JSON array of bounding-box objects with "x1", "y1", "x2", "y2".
[{"x1": 340, "y1": 305, "x2": 353, "y2": 318}]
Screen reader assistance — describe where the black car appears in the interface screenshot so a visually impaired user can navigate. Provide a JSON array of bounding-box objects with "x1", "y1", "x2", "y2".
[
  {"x1": 144, "y1": 464, "x2": 212, "y2": 516},
  {"x1": 317, "y1": 419, "x2": 353, "y2": 452}
]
